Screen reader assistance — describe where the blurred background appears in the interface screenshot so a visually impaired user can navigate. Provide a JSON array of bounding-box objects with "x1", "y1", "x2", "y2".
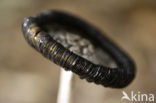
[{"x1": 0, "y1": 0, "x2": 156, "y2": 103}]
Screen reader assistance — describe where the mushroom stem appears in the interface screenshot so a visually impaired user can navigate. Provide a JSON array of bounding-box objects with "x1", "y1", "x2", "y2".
[{"x1": 57, "y1": 69, "x2": 73, "y2": 103}]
